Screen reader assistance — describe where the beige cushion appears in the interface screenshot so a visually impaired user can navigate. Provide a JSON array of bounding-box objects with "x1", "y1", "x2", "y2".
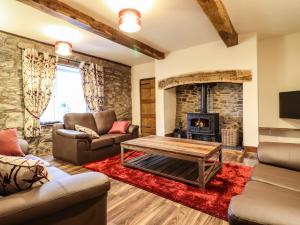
[
  {"x1": 251, "y1": 163, "x2": 300, "y2": 192},
  {"x1": 0, "y1": 155, "x2": 51, "y2": 196},
  {"x1": 75, "y1": 124, "x2": 100, "y2": 139},
  {"x1": 93, "y1": 110, "x2": 117, "y2": 134}
]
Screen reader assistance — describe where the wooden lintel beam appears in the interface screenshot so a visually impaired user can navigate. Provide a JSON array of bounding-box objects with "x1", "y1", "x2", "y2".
[
  {"x1": 17, "y1": 0, "x2": 165, "y2": 59},
  {"x1": 197, "y1": 0, "x2": 238, "y2": 47}
]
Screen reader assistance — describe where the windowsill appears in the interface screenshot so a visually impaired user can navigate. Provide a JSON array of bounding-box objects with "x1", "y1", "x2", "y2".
[{"x1": 41, "y1": 121, "x2": 62, "y2": 127}]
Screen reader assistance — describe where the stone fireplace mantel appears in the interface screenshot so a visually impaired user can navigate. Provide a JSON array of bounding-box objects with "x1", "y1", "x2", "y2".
[{"x1": 158, "y1": 70, "x2": 252, "y2": 90}]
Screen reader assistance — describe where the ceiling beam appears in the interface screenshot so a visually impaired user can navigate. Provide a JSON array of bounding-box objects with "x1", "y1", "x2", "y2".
[
  {"x1": 17, "y1": 0, "x2": 165, "y2": 59},
  {"x1": 197, "y1": 0, "x2": 238, "y2": 47}
]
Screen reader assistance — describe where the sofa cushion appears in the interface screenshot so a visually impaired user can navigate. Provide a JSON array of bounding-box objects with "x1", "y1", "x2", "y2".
[
  {"x1": 0, "y1": 129, "x2": 24, "y2": 157},
  {"x1": 229, "y1": 181, "x2": 300, "y2": 225},
  {"x1": 104, "y1": 133, "x2": 132, "y2": 144},
  {"x1": 108, "y1": 121, "x2": 129, "y2": 134},
  {"x1": 258, "y1": 142, "x2": 300, "y2": 171},
  {"x1": 251, "y1": 163, "x2": 300, "y2": 192},
  {"x1": 91, "y1": 136, "x2": 114, "y2": 150},
  {"x1": 93, "y1": 110, "x2": 117, "y2": 134},
  {"x1": 64, "y1": 113, "x2": 98, "y2": 132},
  {"x1": 0, "y1": 155, "x2": 51, "y2": 196},
  {"x1": 75, "y1": 124, "x2": 100, "y2": 139}
]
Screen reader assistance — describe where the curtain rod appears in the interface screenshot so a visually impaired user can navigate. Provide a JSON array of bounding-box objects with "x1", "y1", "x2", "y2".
[{"x1": 19, "y1": 47, "x2": 91, "y2": 67}]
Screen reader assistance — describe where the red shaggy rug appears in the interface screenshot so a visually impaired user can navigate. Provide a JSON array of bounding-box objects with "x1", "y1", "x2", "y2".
[{"x1": 84, "y1": 152, "x2": 252, "y2": 221}]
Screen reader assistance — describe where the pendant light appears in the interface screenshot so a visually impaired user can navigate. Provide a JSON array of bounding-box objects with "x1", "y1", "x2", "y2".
[
  {"x1": 118, "y1": 8, "x2": 141, "y2": 33},
  {"x1": 55, "y1": 41, "x2": 72, "y2": 56}
]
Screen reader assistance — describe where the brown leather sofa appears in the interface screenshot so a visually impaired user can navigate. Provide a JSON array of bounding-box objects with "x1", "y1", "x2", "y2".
[
  {"x1": 0, "y1": 140, "x2": 110, "y2": 225},
  {"x1": 228, "y1": 142, "x2": 300, "y2": 225},
  {"x1": 53, "y1": 110, "x2": 139, "y2": 165}
]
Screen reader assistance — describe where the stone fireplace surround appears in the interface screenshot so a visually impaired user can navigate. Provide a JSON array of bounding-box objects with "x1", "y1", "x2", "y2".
[{"x1": 158, "y1": 70, "x2": 252, "y2": 146}]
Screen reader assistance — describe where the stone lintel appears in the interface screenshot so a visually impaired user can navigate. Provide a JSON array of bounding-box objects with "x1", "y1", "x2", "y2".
[{"x1": 158, "y1": 70, "x2": 252, "y2": 89}]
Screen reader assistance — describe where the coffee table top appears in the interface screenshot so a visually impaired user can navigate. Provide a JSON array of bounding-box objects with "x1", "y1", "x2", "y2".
[{"x1": 121, "y1": 135, "x2": 222, "y2": 158}]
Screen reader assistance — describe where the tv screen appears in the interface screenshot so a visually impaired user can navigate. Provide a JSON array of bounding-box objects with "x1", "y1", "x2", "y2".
[{"x1": 279, "y1": 91, "x2": 300, "y2": 119}]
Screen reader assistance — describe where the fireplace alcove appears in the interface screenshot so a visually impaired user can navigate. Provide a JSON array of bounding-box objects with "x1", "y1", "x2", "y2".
[{"x1": 158, "y1": 70, "x2": 252, "y2": 147}]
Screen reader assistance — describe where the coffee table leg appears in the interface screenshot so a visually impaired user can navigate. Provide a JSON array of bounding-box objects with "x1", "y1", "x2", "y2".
[
  {"x1": 121, "y1": 146, "x2": 124, "y2": 165},
  {"x1": 198, "y1": 159, "x2": 205, "y2": 188}
]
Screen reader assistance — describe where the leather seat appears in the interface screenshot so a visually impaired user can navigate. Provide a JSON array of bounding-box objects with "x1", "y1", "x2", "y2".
[
  {"x1": 53, "y1": 110, "x2": 139, "y2": 165},
  {"x1": 103, "y1": 133, "x2": 133, "y2": 144},
  {"x1": 228, "y1": 142, "x2": 300, "y2": 225},
  {"x1": 229, "y1": 181, "x2": 300, "y2": 225},
  {"x1": 251, "y1": 163, "x2": 300, "y2": 192},
  {"x1": 91, "y1": 137, "x2": 114, "y2": 150}
]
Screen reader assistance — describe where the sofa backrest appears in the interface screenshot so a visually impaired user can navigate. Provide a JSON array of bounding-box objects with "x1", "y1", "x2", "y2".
[
  {"x1": 64, "y1": 113, "x2": 98, "y2": 132},
  {"x1": 258, "y1": 142, "x2": 300, "y2": 171},
  {"x1": 93, "y1": 110, "x2": 117, "y2": 134}
]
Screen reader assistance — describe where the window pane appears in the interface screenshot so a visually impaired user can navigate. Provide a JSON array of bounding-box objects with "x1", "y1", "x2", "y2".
[{"x1": 40, "y1": 65, "x2": 87, "y2": 123}]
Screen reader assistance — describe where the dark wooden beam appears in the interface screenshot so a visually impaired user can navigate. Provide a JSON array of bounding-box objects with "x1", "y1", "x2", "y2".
[
  {"x1": 17, "y1": 0, "x2": 165, "y2": 59},
  {"x1": 197, "y1": 0, "x2": 238, "y2": 47}
]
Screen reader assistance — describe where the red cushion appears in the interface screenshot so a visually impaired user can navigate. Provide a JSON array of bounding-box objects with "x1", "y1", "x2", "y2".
[
  {"x1": 0, "y1": 129, "x2": 24, "y2": 156},
  {"x1": 108, "y1": 121, "x2": 129, "y2": 134}
]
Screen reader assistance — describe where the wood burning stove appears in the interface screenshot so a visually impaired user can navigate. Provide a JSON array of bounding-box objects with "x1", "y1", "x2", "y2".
[{"x1": 187, "y1": 84, "x2": 220, "y2": 141}]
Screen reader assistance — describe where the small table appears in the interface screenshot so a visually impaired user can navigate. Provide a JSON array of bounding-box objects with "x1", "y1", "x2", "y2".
[{"x1": 120, "y1": 135, "x2": 222, "y2": 188}]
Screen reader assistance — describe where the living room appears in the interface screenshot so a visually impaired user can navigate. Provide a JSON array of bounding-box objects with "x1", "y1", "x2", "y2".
[{"x1": 0, "y1": 1, "x2": 300, "y2": 225}]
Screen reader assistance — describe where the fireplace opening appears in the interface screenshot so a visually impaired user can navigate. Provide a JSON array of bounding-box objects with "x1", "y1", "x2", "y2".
[
  {"x1": 175, "y1": 82, "x2": 243, "y2": 147},
  {"x1": 191, "y1": 118, "x2": 209, "y2": 128}
]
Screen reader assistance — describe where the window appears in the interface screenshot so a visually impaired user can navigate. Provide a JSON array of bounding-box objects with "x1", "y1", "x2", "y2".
[{"x1": 40, "y1": 65, "x2": 88, "y2": 124}]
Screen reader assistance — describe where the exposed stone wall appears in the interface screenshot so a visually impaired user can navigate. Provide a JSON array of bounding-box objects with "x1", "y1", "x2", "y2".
[
  {"x1": 176, "y1": 83, "x2": 243, "y2": 140},
  {"x1": 0, "y1": 31, "x2": 131, "y2": 155}
]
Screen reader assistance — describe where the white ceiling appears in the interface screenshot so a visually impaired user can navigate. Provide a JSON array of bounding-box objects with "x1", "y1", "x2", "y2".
[{"x1": 1, "y1": 0, "x2": 300, "y2": 66}]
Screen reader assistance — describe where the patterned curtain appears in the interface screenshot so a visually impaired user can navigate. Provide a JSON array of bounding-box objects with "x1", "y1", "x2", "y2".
[
  {"x1": 79, "y1": 62, "x2": 104, "y2": 112},
  {"x1": 22, "y1": 48, "x2": 57, "y2": 138}
]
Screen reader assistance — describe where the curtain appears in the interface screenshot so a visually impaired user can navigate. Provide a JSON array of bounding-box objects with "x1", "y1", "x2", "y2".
[
  {"x1": 22, "y1": 48, "x2": 57, "y2": 138},
  {"x1": 79, "y1": 62, "x2": 104, "y2": 112}
]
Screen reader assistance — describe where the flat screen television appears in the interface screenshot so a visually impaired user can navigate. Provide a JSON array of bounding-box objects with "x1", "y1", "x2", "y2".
[{"x1": 279, "y1": 91, "x2": 300, "y2": 119}]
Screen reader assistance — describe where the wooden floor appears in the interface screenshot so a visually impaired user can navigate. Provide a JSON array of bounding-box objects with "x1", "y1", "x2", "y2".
[{"x1": 42, "y1": 150, "x2": 257, "y2": 225}]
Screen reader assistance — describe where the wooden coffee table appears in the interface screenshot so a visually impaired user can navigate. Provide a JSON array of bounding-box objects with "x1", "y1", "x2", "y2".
[{"x1": 120, "y1": 135, "x2": 222, "y2": 188}]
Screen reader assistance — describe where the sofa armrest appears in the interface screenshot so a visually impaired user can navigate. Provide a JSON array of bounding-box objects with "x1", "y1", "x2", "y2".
[
  {"x1": 56, "y1": 129, "x2": 92, "y2": 143},
  {"x1": 258, "y1": 142, "x2": 300, "y2": 171},
  {"x1": 0, "y1": 172, "x2": 110, "y2": 225},
  {"x1": 128, "y1": 125, "x2": 139, "y2": 138}
]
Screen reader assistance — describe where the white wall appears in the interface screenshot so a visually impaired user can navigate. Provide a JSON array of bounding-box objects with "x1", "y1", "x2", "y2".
[
  {"x1": 155, "y1": 33, "x2": 259, "y2": 147},
  {"x1": 131, "y1": 62, "x2": 155, "y2": 130},
  {"x1": 258, "y1": 32, "x2": 300, "y2": 143}
]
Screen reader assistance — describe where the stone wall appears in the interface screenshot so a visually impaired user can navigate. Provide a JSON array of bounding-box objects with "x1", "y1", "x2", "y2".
[
  {"x1": 176, "y1": 83, "x2": 243, "y2": 140},
  {"x1": 0, "y1": 31, "x2": 131, "y2": 155}
]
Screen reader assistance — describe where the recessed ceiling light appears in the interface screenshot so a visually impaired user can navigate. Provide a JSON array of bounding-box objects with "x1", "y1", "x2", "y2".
[{"x1": 42, "y1": 25, "x2": 82, "y2": 42}]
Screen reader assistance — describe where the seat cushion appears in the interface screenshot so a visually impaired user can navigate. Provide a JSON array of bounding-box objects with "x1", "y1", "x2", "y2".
[
  {"x1": 47, "y1": 166, "x2": 70, "y2": 180},
  {"x1": 93, "y1": 110, "x2": 117, "y2": 134},
  {"x1": 91, "y1": 136, "x2": 114, "y2": 150},
  {"x1": 251, "y1": 163, "x2": 300, "y2": 192},
  {"x1": 229, "y1": 181, "x2": 300, "y2": 225},
  {"x1": 64, "y1": 113, "x2": 98, "y2": 132},
  {"x1": 104, "y1": 133, "x2": 132, "y2": 144}
]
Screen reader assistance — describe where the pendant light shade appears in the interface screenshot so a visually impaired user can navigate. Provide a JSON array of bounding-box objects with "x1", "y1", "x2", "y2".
[
  {"x1": 118, "y1": 8, "x2": 141, "y2": 33},
  {"x1": 55, "y1": 41, "x2": 72, "y2": 56}
]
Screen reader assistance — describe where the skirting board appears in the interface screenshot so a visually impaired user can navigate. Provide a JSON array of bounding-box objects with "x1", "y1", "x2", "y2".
[{"x1": 244, "y1": 146, "x2": 257, "y2": 153}]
